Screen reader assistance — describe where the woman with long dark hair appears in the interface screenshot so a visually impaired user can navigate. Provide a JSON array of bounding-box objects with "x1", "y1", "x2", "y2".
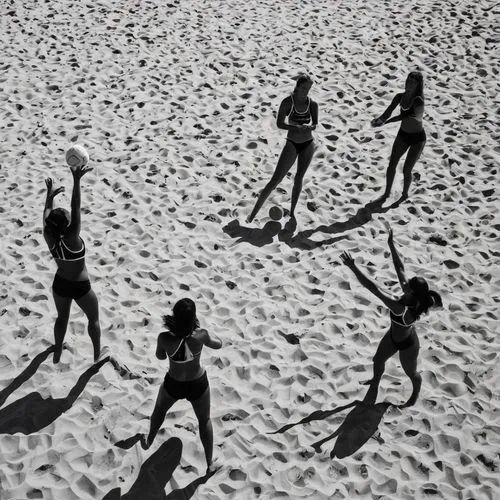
[
  {"x1": 143, "y1": 298, "x2": 222, "y2": 472},
  {"x1": 43, "y1": 165, "x2": 101, "y2": 363},
  {"x1": 340, "y1": 227, "x2": 442, "y2": 407},
  {"x1": 247, "y1": 74, "x2": 319, "y2": 223},
  {"x1": 371, "y1": 71, "x2": 426, "y2": 202}
]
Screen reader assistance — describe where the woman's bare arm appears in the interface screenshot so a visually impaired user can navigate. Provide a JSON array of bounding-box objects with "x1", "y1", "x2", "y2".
[
  {"x1": 199, "y1": 329, "x2": 222, "y2": 350},
  {"x1": 387, "y1": 229, "x2": 409, "y2": 292},
  {"x1": 276, "y1": 97, "x2": 305, "y2": 132},
  {"x1": 372, "y1": 93, "x2": 403, "y2": 126},
  {"x1": 340, "y1": 252, "x2": 405, "y2": 314}
]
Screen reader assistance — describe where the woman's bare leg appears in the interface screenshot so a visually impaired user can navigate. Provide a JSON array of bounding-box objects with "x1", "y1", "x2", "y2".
[
  {"x1": 363, "y1": 331, "x2": 398, "y2": 404},
  {"x1": 190, "y1": 386, "x2": 213, "y2": 470},
  {"x1": 401, "y1": 141, "x2": 425, "y2": 200},
  {"x1": 378, "y1": 135, "x2": 410, "y2": 201},
  {"x1": 75, "y1": 289, "x2": 101, "y2": 362},
  {"x1": 290, "y1": 141, "x2": 315, "y2": 218},
  {"x1": 247, "y1": 141, "x2": 297, "y2": 222},
  {"x1": 143, "y1": 385, "x2": 177, "y2": 449},
  {"x1": 398, "y1": 335, "x2": 421, "y2": 407},
  {"x1": 52, "y1": 291, "x2": 72, "y2": 363}
]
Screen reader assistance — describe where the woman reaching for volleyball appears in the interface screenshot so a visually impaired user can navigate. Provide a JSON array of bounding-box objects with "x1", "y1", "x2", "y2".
[
  {"x1": 371, "y1": 71, "x2": 426, "y2": 202},
  {"x1": 43, "y1": 164, "x2": 102, "y2": 363},
  {"x1": 340, "y1": 226, "x2": 442, "y2": 407},
  {"x1": 247, "y1": 74, "x2": 318, "y2": 223}
]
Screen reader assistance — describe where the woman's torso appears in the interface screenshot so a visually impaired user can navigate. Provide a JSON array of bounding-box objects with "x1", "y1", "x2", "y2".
[
  {"x1": 286, "y1": 95, "x2": 313, "y2": 143},
  {"x1": 400, "y1": 95, "x2": 424, "y2": 133},
  {"x1": 44, "y1": 233, "x2": 89, "y2": 281},
  {"x1": 389, "y1": 304, "x2": 417, "y2": 342},
  {"x1": 164, "y1": 331, "x2": 205, "y2": 381}
]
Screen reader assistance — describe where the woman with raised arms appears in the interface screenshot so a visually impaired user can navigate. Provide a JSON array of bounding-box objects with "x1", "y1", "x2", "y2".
[
  {"x1": 340, "y1": 227, "x2": 442, "y2": 407},
  {"x1": 43, "y1": 165, "x2": 102, "y2": 363}
]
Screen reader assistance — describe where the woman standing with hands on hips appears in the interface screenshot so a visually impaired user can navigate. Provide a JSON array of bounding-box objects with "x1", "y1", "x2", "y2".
[
  {"x1": 371, "y1": 71, "x2": 426, "y2": 203},
  {"x1": 340, "y1": 226, "x2": 442, "y2": 407},
  {"x1": 43, "y1": 164, "x2": 102, "y2": 363},
  {"x1": 247, "y1": 74, "x2": 318, "y2": 223}
]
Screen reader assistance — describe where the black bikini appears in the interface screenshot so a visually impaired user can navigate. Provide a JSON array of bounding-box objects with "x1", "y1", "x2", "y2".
[
  {"x1": 163, "y1": 334, "x2": 208, "y2": 401},
  {"x1": 50, "y1": 236, "x2": 91, "y2": 300},
  {"x1": 287, "y1": 95, "x2": 314, "y2": 153},
  {"x1": 389, "y1": 306, "x2": 418, "y2": 351},
  {"x1": 397, "y1": 99, "x2": 426, "y2": 146}
]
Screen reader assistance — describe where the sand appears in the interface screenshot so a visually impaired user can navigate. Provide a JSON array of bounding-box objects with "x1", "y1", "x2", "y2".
[{"x1": 0, "y1": 0, "x2": 499, "y2": 498}]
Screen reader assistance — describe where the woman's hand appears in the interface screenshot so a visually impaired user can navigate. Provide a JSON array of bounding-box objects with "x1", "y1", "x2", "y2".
[
  {"x1": 45, "y1": 178, "x2": 65, "y2": 200},
  {"x1": 370, "y1": 117, "x2": 385, "y2": 127},
  {"x1": 71, "y1": 165, "x2": 93, "y2": 179},
  {"x1": 340, "y1": 251, "x2": 356, "y2": 269}
]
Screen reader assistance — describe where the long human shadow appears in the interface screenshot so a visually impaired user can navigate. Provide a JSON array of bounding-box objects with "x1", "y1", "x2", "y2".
[
  {"x1": 223, "y1": 216, "x2": 346, "y2": 250},
  {"x1": 298, "y1": 197, "x2": 405, "y2": 240},
  {"x1": 269, "y1": 399, "x2": 392, "y2": 458},
  {"x1": 104, "y1": 437, "x2": 216, "y2": 500},
  {"x1": 0, "y1": 346, "x2": 55, "y2": 408},
  {"x1": 0, "y1": 356, "x2": 110, "y2": 435}
]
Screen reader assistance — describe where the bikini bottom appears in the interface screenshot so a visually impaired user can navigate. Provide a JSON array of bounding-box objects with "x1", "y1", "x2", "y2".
[
  {"x1": 390, "y1": 329, "x2": 418, "y2": 351},
  {"x1": 287, "y1": 139, "x2": 314, "y2": 154},
  {"x1": 163, "y1": 371, "x2": 209, "y2": 401},
  {"x1": 397, "y1": 129, "x2": 426, "y2": 146},
  {"x1": 52, "y1": 274, "x2": 91, "y2": 300}
]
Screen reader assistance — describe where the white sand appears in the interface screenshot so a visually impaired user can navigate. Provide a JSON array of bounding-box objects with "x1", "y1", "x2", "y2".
[{"x1": 1, "y1": 0, "x2": 499, "y2": 498}]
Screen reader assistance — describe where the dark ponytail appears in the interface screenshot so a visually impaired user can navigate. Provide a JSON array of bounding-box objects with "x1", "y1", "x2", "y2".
[{"x1": 409, "y1": 277, "x2": 442, "y2": 319}]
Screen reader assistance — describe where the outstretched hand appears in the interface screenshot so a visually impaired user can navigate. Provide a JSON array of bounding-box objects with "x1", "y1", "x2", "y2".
[
  {"x1": 71, "y1": 165, "x2": 93, "y2": 179},
  {"x1": 371, "y1": 117, "x2": 384, "y2": 127},
  {"x1": 340, "y1": 251, "x2": 356, "y2": 269},
  {"x1": 45, "y1": 178, "x2": 65, "y2": 200}
]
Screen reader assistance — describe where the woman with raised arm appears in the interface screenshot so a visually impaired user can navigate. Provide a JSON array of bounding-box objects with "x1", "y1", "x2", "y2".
[
  {"x1": 371, "y1": 71, "x2": 426, "y2": 202},
  {"x1": 340, "y1": 227, "x2": 442, "y2": 407},
  {"x1": 43, "y1": 165, "x2": 101, "y2": 363},
  {"x1": 247, "y1": 74, "x2": 319, "y2": 223},
  {"x1": 143, "y1": 298, "x2": 223, "y2": 473}
]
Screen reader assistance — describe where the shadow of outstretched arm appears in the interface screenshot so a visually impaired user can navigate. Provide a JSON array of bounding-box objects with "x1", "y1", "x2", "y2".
[
  {"x1": 0, "y1": 357, "x2": 109, "y2": 435},
  {"x1": 0, "y1": 346, "x2": 55, "y2": 408},
  {"x1": 269, "y1": 399, "x2": 393, "y2": 459}
]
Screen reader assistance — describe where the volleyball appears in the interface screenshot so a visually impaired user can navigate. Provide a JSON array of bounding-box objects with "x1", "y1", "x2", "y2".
[
  {"x1": 66, "y1": 145, "x2": 89, "y2": 168},
  {"x1": 269, "y1": 206, "x2": 283, "y2": 221}
]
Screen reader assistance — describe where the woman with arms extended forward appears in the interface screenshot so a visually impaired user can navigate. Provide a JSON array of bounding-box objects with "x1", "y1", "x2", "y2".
[
  {"x1": 340, "y1": 227, "x2": 442, "y2": 407},
  {"x1": 43, "y1": 165, "x2": 102, "y2": 363},
  {"x1": 371, "y1": 71, "x2": 426, "y2": 202},
  {"x1": 247, "y1": 74, "x2": 318, "y2": 223},
  {"x1": 143, "y1": 298, "x2": 222, "y2": 473}
]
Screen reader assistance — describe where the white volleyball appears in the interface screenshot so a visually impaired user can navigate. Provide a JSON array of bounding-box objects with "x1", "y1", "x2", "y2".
[{"x1": 66, "y1": 145, "x2": 89, "y2": 168}]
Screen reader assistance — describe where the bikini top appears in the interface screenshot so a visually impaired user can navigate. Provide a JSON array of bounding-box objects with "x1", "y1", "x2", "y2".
[
  {"x1": 168, "y1": 333, "x2": 202, "y2": 364},
  {"x1": 400, "y1": 97, "x2": 424, "y2": 121},
  {"x1": 390, "y1": 306, "x2": 416, "y2": 327},
  {"x1": 288, "y1": 95, "x2": 312, "y2": 125},
  {"x1": 50, "y1": 236, "x2": 86, "y2": 261}
]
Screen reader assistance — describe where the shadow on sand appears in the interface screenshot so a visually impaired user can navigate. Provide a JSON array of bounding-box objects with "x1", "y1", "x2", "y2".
[
  {"x1": 104, "y1": 437, "x2": 216, "y2": 500},
  {"x1": 269, "y1": 399, "x2": 393, "y2": 458},
  {"x1": 0, "y1": 346, "x2": 55, "y2": 409},
  {"x1": 223, "y1": 216, "x2": 346, "y2": 249},
  {"x1": 298, "y1": 197, "x2": 406, "y2": 240},
  {"x1": 0, "y1": 355, "x2": 110, "y2": 435}
]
